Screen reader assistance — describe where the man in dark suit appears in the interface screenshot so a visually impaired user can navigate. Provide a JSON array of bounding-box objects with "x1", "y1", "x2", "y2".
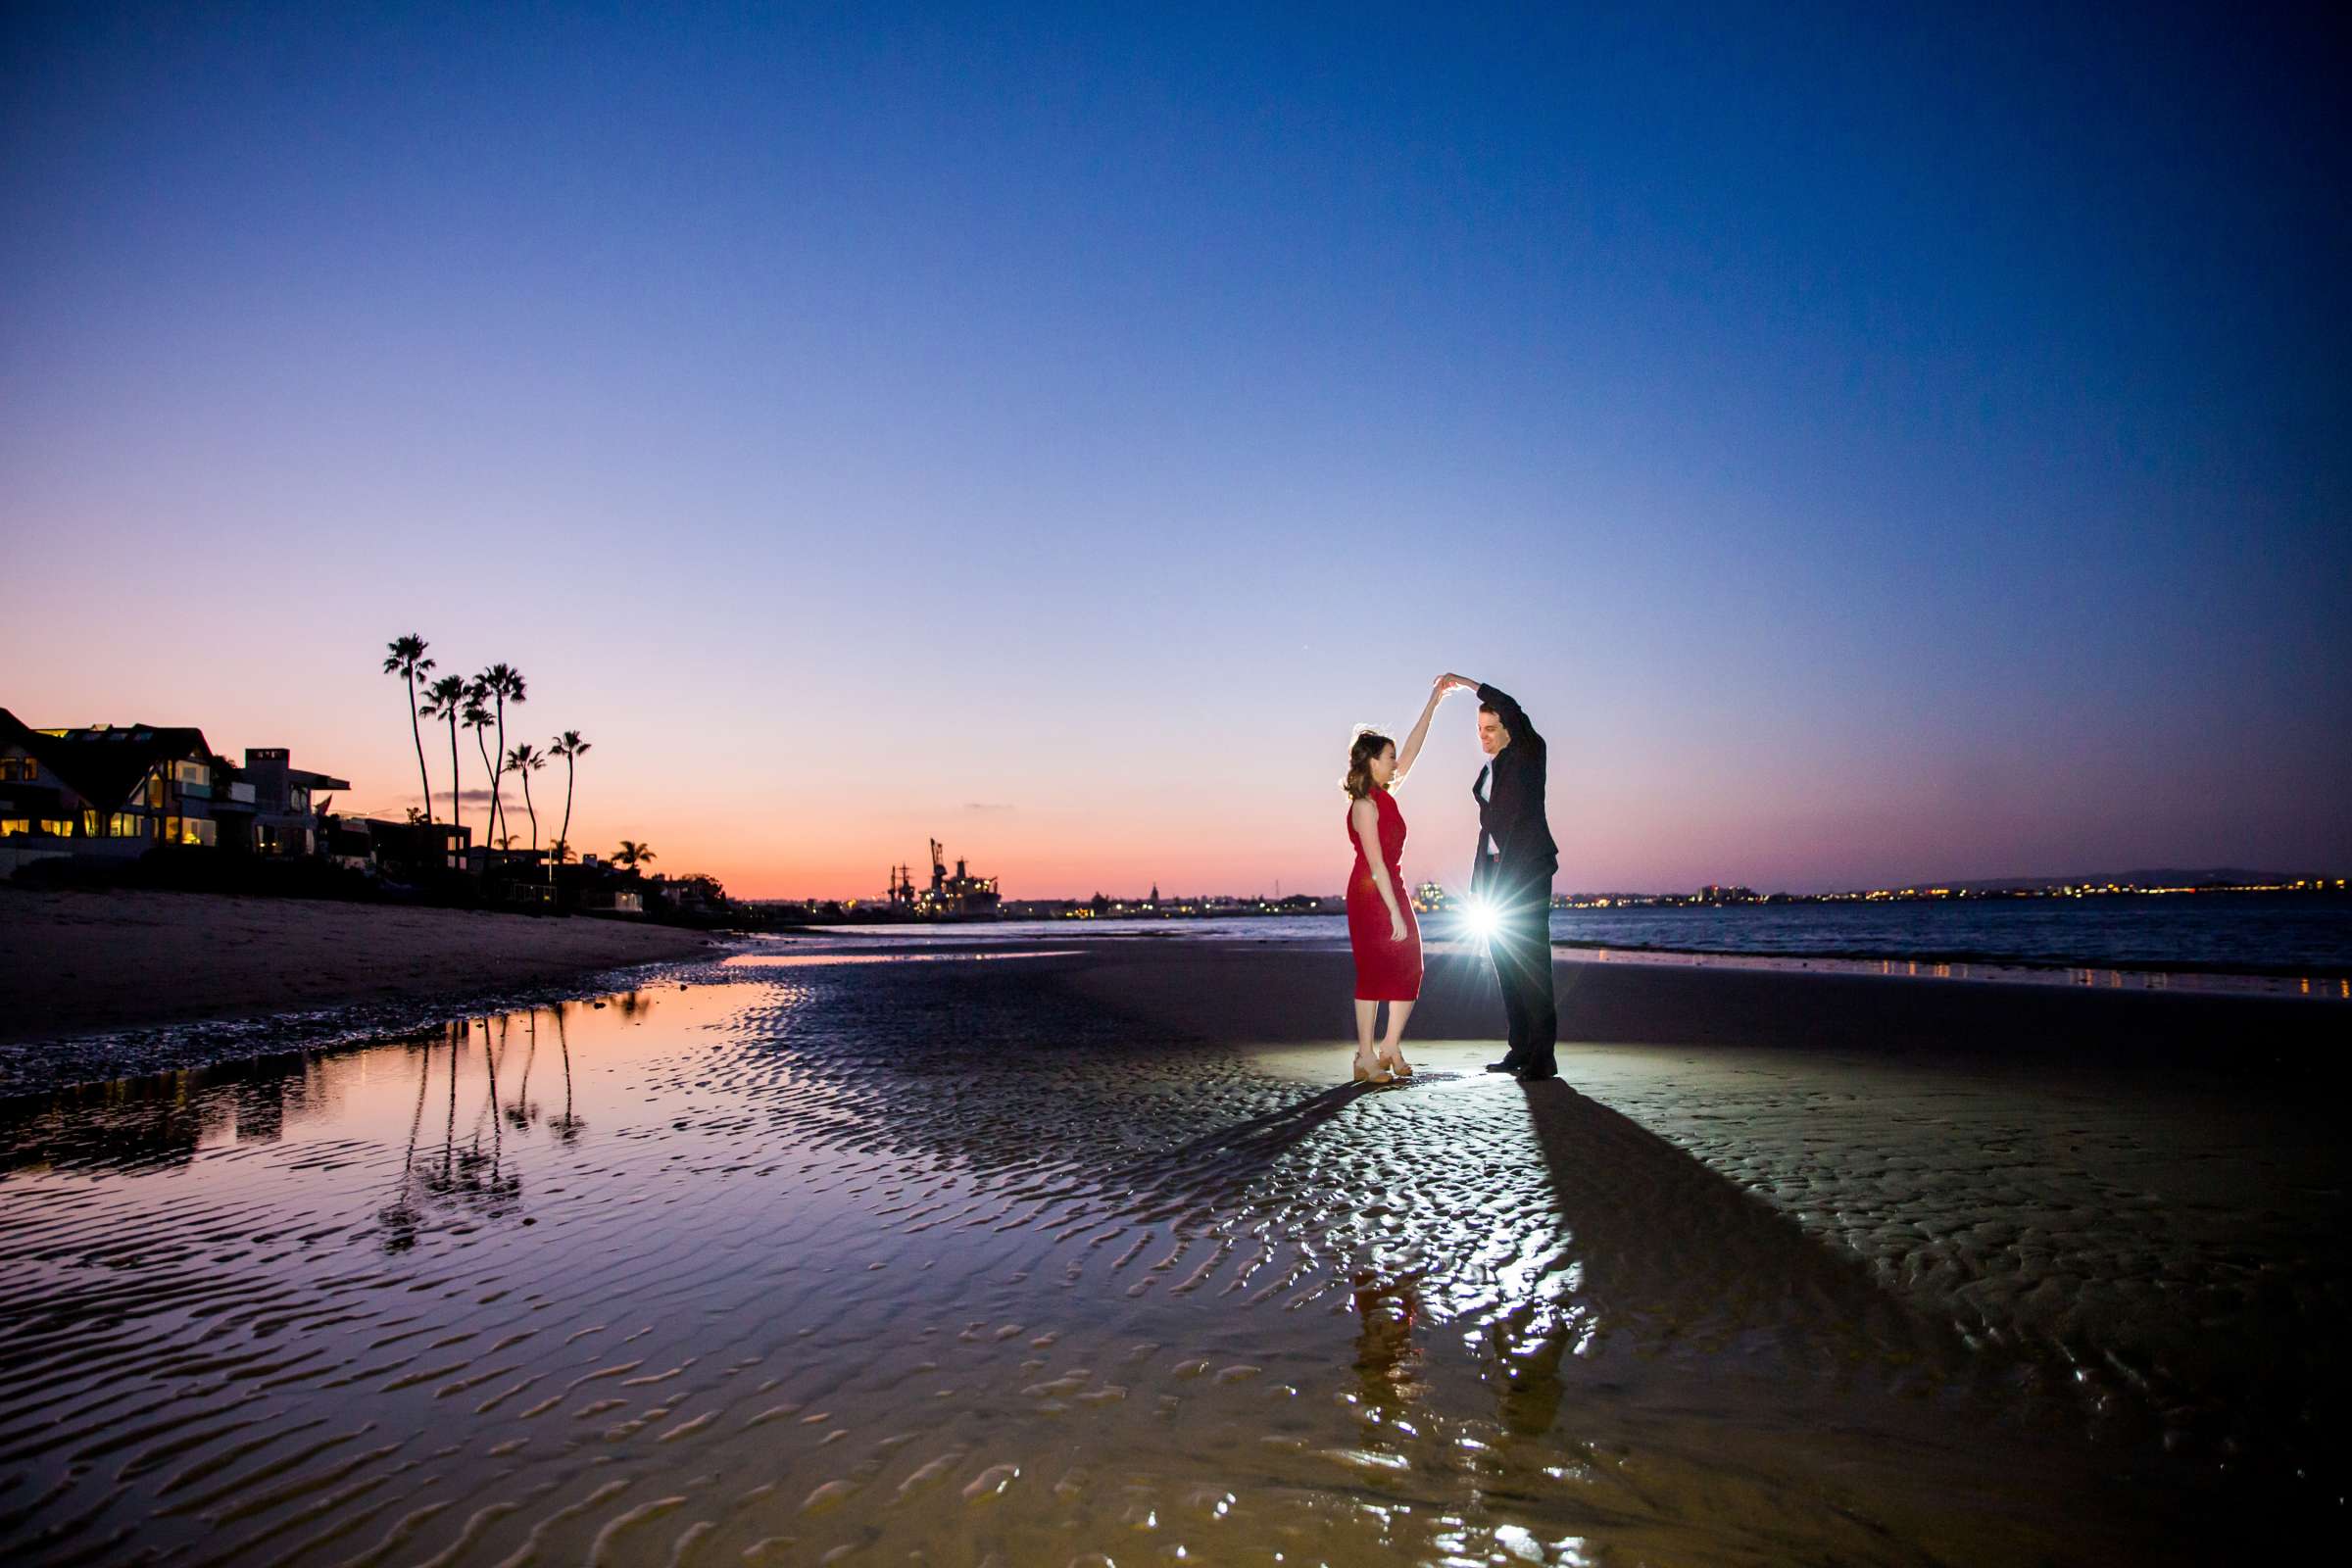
[{"x1": 1440, "y1": 673, "x2": 1559, "y2": 1080}]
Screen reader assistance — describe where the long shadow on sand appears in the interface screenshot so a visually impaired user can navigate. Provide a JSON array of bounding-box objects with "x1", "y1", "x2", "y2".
[{"x1": 1500, "y1": 1078, "x2": 1968, "y2": 1401}]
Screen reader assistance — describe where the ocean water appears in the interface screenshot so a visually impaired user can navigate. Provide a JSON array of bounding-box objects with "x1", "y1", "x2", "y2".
[
  {"x1": 1547, "y1": 892, "x2": 2352, "y2": 972},
  {"x1": 780, "y1": 894, "x2": 2352, "y2": 976}
]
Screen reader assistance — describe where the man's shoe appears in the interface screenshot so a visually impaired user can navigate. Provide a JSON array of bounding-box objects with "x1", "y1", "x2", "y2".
[{"x1": 1483, "y1": 1060, "x2": 1520, "y2": 1074}]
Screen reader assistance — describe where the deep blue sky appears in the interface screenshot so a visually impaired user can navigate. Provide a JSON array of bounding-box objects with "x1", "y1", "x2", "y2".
[{"x1": 5, "y1": 2, "x2": 2345, "y2": 895}]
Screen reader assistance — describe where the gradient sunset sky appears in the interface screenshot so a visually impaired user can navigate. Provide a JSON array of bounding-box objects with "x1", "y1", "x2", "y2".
[{"x1": 6, "y1": 3, "x2": 2346, "y2": 900}]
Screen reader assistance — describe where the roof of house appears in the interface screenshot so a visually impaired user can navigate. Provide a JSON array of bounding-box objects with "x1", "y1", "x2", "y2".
[
  {"x1": 0, "y1": 710, "x2": 217, "y2": 811},
  {"x1": 0, "y1": 709, "x2": 36, "y2": 756}
]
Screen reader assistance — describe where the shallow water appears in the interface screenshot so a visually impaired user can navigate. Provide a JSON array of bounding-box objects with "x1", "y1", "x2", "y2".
[{"x1": 0, "y1": 953, "x2": 2328, "y2": 1564}]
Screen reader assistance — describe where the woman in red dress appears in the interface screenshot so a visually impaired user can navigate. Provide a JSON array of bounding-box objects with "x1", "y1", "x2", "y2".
[{"x1": 1343, "y1": 679, "x2": 1455, "y2": 1082}]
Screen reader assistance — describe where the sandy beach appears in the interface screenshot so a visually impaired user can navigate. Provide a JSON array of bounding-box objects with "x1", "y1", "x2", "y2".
[
  {"x1": 0, "y1": 936, "x2": 2340, "y2": 1564},
  {"x1": 0, "y1": 889, "x2": 717, "y2": 1087}
]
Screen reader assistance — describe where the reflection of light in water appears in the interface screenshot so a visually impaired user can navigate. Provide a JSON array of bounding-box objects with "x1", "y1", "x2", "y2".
[{"x1": 725, "y1": 951, "x2": 1085, "y2": 968}]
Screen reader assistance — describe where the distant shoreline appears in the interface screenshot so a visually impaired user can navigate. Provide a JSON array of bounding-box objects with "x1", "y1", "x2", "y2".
[{"x1": 1549, "y1": 939, "x2": 2349, "y2": 998}]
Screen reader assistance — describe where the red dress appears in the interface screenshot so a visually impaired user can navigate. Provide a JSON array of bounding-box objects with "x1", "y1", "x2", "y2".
[{"x1": 1346, "y1": 787, "x2": 1423, "y2": 1002}]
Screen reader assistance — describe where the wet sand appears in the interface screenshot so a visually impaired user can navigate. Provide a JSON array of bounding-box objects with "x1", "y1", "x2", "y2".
[
  {"x1": 0, "y1": 940, "x2": 2340, "y2": 1564},
  {"x1": 0, "y1": 889, "x2": 717, "y2": 1084}
]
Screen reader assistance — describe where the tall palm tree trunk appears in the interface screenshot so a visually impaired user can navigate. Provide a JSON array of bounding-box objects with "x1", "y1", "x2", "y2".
[
  {"x1": 520, "y1": 769, "x2": 539, "y2": 853},
  {"x1": 559, "y1": 758, "x2": 575, "y2": 869},
  {"x1": 475, "y1": 729, "x2": 502, "y2": 846},
  {"x1": 491, "y1": 697, "x2": 508, "y2": 848},
  {"x1": 406, "y1": 672, "x2": 433, "y2": 826},
  {"x1": 446, "y1": 716, "x2": 464, "y2": 845}
]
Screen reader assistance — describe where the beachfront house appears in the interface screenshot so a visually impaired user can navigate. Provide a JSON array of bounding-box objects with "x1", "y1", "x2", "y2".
[
  {"x1": 233, "y1": 747, "x2": 352, "y2": 858},
  {"x1": 1, "y1": 709, "x2": 226, "y2": 870},
  {"x1": 323, "y1": 817, "x2": 471, "y2": 879},
  {"x1": 0, "y1": 708, "x2": 352, "y2": 873}
]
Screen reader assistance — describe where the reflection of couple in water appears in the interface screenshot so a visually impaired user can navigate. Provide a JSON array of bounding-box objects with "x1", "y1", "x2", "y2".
[{"x1": 1343, "y1": 673, "x2": 1559, "y2": 1084}]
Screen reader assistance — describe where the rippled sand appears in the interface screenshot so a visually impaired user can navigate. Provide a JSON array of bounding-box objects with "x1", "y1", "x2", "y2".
[{"x1": 0, "y1": 943, "x2": 2339, "y2": 1564}]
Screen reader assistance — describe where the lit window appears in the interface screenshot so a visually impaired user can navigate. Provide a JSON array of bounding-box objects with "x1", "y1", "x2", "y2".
[
  {"x1": 0, "y1": 818, "x2": 28, "y2": 837},
  {"x1": 172, "y1": 760, "x2": 209, "y2": 787},
  {"x1": 109, "y1": 812, "x2": 145, "y2": 837}
]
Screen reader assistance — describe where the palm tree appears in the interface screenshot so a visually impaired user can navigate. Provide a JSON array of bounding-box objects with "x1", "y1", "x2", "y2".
[
  {"x1": 550, "y1": 730, "x2": 590, "y2": 879},
  {"x1": 382, "y1": 635, "x2": 436, "y2": 826},
  {"x1": 612, "y1": 840, "x2": 655, "y2": 871},
  {"x1": 477, "y1": 663, "x2": 526, "y2": 849},
  {"x1": 463, "y1": 684, "x2": 501, "y2": 847},
  {"x1": 505, "y1": 742, "x2": 547, "y2": 853},
  {"x1": 419, "y1": 674, "x2": 469, "y2": 842}
]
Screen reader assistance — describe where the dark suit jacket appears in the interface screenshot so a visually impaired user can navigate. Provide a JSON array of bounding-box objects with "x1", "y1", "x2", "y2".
[{"x1": 1471, "y1": 682, "x2": 1558, "y2": 903}]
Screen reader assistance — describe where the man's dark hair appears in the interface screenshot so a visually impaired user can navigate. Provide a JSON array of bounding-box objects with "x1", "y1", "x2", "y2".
[{"x1": 1477, "y1": 700, "x2": 1500, "y2": 717}]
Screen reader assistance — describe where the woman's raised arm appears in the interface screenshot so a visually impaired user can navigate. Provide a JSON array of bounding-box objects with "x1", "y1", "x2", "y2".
[{"x1": 1390, "y1": 677, "x2": 1452, "y2": 785}]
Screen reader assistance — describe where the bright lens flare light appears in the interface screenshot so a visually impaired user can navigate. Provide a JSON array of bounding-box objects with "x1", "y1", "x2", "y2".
[{"x1": 1460, "y1": 898, "x2": 1500, "y2": 941}]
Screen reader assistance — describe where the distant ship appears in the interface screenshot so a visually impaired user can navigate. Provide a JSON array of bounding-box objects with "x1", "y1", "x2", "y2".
[{"x1": 886, "y1": 839, "x2": 1002, "y2": 918}]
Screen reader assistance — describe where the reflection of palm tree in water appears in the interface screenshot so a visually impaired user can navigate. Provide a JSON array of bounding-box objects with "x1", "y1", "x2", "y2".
[
  {"x1": 376, "y1": 1018, "x2": 524, "y2": 1245},
  {"x1": 421, "y1": 1020, "x2": 464, "y2": 1202},
  {"x1": 376, "y1": 1032, "x2": 440, "y2": 1251},
  {"x1": 453, "y1": 1017, "x2": 521, "y2": 1217},
  {"x1": 506, "y1": 1010, "x2": 538, "y2": 1131},
  {"x1": 550, "y1": 1003, "x2": 585, "y2": 1144}
]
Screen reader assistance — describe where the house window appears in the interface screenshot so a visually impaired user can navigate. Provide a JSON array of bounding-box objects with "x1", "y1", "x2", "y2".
[
  {"x1": 172, "y1": 760, "x2": 209, "y2": 787},
  {"x1": 22, "y1": 759, "x2": 34, "y2": 781},
  {"x1": 38, "y1": 818, "x2": 73, "y2": 837},
  {"x1": 148, "y1": 773, "x2": 166, "y2": 808},
  {"x1": 0, "y1": 759, "x2": 19, "y2": 781},
  {"x1": 162, "y1": 815, "x2": 215, "y2": 847},
  {"x1": 0, "y1": 818, "x2": 29, "y2": 837},
  {"x1": 290, "y1": 787, "x2": 310, "y2": 813},
  {"x1": 109, "y1": 812, "x2": 146, "y2": 837},
  {"x1": 82, "y1": 809, "x2": 99, "y2": 837}
]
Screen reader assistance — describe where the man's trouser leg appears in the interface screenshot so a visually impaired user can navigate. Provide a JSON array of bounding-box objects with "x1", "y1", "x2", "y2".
[
  {"x1": 1500, "y1": 902, "x2": 1556, "y2": 1075},
  {"x1": 1492, "y1": 932, "x2": 1530, "y2": 1062}
]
